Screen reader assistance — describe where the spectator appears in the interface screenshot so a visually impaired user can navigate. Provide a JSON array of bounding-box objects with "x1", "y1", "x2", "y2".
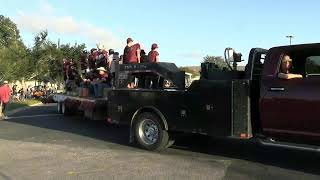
[
  {"x1": 18, "y1": 88, "x2": 25, "y2": 101},
  {"x1": 123, "y1": 38, "x2": 141, "y2": 64},
  {"x1": 93, "y1": 67, "x2": 111, "y2": 97},
  {"x1": 0, "y1": 81, "x2": 11, "y2": 120},
  {"x1": 148, "y1": 43, "x2": 160, "y2": 63}
]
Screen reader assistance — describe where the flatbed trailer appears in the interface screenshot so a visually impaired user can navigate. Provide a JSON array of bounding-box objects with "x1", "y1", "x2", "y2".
[{"x1": 54, "y1": 94, "x2": 108, "y2": 121}]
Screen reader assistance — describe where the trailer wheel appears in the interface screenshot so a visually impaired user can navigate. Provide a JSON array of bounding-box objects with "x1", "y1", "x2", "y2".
[
  {"x1": 57, "y1": 102, "x2": 62, "y2": 114},
  {"x1": 134, "y1": 112, "x2": 169, "y2": 152},
  {"x1": 61, "y1": 102, "x2": 71, "y2": 116}
]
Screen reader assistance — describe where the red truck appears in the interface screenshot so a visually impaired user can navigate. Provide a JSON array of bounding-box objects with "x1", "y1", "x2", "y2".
[{"x1": 55, "y1": 43, "x2": 320, "y2": 152}]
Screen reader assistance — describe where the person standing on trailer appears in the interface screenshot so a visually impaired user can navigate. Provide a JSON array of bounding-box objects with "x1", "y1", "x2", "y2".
[
  {"x1": 123, "y1": 38, "x2": 141, "y2": 64},
  {"x1": 146, "y1": 43, "x2": 161, "y2": 88},
  {"x1": 123, "y1": 38, "x2": 141, "y2": 88},
  {"x1": 147, "y1": 43, "x2": 160, "y2": 63}
]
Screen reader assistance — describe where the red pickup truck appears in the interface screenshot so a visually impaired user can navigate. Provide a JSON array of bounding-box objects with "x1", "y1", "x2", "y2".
[{"x1": 258, "y1": 43, "x2": 320, "y2": 146}]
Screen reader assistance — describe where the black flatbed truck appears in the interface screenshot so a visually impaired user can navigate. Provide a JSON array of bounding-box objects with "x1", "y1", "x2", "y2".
[{"x1": 55, "y1": 52, "x2": 253, "y2": 151}]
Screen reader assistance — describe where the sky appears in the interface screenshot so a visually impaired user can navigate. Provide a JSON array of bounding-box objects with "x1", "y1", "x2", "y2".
[{"x1": 1, "y1": 0, "x2": 320, "y2": 66}]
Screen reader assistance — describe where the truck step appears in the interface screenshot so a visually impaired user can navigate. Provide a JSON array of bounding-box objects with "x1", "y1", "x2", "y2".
[{"x1": 259, "y1": 139, "x2": 320, "y2": 153}]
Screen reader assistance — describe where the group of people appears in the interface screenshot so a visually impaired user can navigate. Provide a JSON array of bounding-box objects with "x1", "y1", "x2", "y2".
[
  {"x1": 63, "y1": 37, "x2": 160, "y2": 97},
  {"x1": 123, "y1": 38, "x2": 160, "y2": 64},
  {"x1": 123, "y1": 38, "x2": 160, "y2": 88}
]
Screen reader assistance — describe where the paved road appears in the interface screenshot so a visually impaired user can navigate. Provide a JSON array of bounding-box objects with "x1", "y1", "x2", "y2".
[{"x1": 0, "y1": 104, "x2": 318, "y2": 180}]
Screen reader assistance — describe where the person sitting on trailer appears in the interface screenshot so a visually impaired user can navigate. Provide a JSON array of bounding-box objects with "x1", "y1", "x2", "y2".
[
  {"x1": 66, "y1": 65, "x2": 81, "y2": 92},
  {"x1": 278, "y1": 54, "x2": 303, "y2": 80},
  {"x1": 93, "y1": 67, "x2": 111, "y2": 98},
  {"x1": 147, "y1": 43, "x2": 160, "y2": 63}
]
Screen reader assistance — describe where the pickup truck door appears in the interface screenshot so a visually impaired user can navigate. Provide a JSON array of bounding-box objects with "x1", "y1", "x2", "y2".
[{"x1": 261, "y1": 73, "x2": 320, "y2": 143}]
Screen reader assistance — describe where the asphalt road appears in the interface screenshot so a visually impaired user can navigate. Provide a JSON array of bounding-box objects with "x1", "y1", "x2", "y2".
[{"x1": 0, "y1": 104, "x2": 318, "y2": 180}]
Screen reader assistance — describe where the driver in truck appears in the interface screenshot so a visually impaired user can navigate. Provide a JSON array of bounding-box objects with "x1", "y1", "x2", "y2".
[{"x1": 277, "y1": 54, "x2": 303, "y2": 79}]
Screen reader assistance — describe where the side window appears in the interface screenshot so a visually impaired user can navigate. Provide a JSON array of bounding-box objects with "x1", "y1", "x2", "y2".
[{"x1": 305, "y1": 56, "x2": 320, "y2": 77}]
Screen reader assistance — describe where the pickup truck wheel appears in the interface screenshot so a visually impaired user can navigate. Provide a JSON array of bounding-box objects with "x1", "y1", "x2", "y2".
[{"x1": 134, "y1": 112, "x2": 169, "y2": 152}]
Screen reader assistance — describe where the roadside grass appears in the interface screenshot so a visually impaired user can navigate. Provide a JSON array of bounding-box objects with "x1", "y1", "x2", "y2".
[{"x1": 6, "y1": 99, "x2": 41, "y2": 112}]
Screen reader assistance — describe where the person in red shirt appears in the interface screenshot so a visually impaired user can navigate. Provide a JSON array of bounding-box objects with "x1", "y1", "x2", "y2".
[
  {"x1": 0, "y1": 81, "x2": 11, "y2": 119},
  {"x1": 148, "y1": 43, "x2": 160, "y2": 63},
  {"x1": 123, "y1": 38, "x2": 141, "y2": 64}
]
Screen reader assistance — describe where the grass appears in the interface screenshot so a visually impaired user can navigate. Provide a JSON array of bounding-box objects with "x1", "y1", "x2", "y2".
[{"x1": 5, "y1": 99, "x2": 41, "y2": 112}]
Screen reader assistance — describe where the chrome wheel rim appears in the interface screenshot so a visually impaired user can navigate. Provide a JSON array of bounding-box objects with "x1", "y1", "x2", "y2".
[{"x1": 138, "y1": 119, "x2": 159, "y2": 145}]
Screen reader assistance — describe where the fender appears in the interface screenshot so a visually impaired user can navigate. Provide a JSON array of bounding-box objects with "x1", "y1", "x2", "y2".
[{"x1": 129, "y1": 106, "x2": 169, "y2": 143}]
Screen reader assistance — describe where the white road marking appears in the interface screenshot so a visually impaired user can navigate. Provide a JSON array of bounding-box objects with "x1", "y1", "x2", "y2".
[{"x1": 6, "y1": 114, "x2": 63, "y2": 119}]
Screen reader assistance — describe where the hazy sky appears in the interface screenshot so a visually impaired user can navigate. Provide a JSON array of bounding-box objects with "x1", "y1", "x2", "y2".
[{"x1": 1, "y1": 0, "x2": 320, "y2": 66}]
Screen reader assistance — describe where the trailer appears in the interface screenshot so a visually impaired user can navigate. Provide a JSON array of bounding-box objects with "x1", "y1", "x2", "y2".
[{"x1": 54, "y1": 94, "x2": 109, "y2": 121}]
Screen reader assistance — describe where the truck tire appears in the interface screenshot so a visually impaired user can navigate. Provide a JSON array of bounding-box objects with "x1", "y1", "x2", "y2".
[{"x1": 134, "y1": 112, "x2": 169, "y2": 152}]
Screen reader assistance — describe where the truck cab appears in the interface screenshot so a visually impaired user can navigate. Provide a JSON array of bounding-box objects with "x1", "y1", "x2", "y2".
[{"x1": 259, "y1": 43, "x2": 320, "y2": 145}]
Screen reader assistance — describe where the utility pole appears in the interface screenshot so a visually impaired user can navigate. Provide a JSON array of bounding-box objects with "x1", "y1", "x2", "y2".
[{"x1": 286, "y1": 35, "x2": 294, "y2": 45}]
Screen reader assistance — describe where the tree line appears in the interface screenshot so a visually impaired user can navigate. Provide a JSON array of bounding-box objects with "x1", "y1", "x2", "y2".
[
  {"x1": 0, "y1": 15, "x2": 86, "y2": 84},
  {"x1": 1, "y1": 15, "x2": 228, "y2": 83}
]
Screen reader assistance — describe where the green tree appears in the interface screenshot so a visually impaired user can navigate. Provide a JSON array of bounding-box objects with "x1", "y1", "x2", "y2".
[
  {"x1": 30, "y1": 30, "x2": 86, "y2": 83},
  {"x1": 203, "y1": 55, "x2": 229, "y2": 70},
  {"x1": 0, "y1": 15, "x2": 86, "y2": 84},
  {"x1": 0, "y1": 15, "x2": 29, "y2": 82}
]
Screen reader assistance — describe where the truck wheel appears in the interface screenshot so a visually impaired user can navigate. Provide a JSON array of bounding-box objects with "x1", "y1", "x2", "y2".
[{"x1": 134, "y1": 112, "x2": 169, "y2": 152}]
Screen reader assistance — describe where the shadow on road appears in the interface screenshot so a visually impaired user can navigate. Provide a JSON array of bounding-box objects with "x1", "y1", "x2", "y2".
[
  {"x1": 173, "y1": 134, "x2": 320, "y2": 175},
  {"x1": 5, "y1": 104, "x2": 132, "y2": 148},
  {"x1": 5, "y1": 104, "x2": 320, "y2": 176}
]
